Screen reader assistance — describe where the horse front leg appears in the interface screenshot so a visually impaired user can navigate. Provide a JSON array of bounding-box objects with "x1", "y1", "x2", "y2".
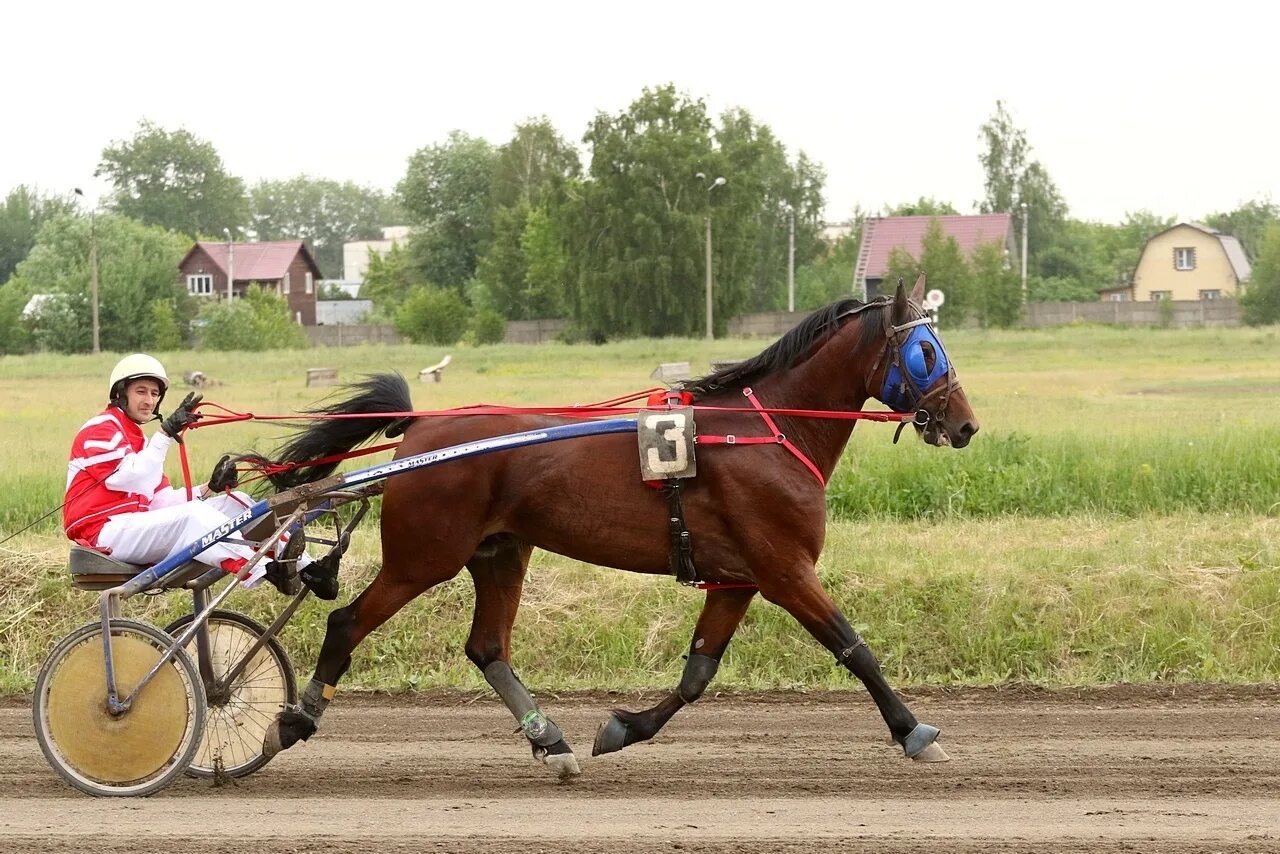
[
  {"x1": 758, "y1": 570, "x2": 948, "y2": 762},
  {"x1": 466, "y1": 539, "x2": 581, "y2": 779},
  {"x1": 593, "y1": 586, "x2": 756, "y2": 756}
]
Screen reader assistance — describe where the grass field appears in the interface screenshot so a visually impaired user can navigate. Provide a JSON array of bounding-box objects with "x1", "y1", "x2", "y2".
[{"x1": 1, "y1": 322, "x2": 1278, "y2": 693}]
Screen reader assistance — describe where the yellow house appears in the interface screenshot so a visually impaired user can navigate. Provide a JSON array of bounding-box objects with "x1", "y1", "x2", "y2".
[{"x1": 1119, "y1": 223, "x2": 1252, "y2": 302}]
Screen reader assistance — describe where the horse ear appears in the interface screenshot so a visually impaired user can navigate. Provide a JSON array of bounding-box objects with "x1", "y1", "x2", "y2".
[
  {"x1": 910, "y1": 273, "x2": 926, "y2": 305},
  {"x1": 892, "y1": 277, "x2": 910, "y2": 324}
]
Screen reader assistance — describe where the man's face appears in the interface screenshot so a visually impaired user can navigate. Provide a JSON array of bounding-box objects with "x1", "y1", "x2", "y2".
[{"x1": 123, "y1": 378, "x2": 163, "y2": 424}]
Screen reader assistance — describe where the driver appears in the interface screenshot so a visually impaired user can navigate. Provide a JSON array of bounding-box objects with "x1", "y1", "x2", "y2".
[{"x1": 63, "y1": 353, "x2": 340, "y2": 598}]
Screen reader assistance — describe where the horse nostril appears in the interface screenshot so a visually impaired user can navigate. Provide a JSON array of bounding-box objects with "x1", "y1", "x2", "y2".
[{"x1": 959, "y1": 421, "x2": 978, "y2": 441}]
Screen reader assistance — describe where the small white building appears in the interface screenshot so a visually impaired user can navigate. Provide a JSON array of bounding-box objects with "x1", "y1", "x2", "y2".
[
  {"x1": 343, "y1": 226, "x2": 411, "y2": 282},
  {"x1": 315, "y1": 299, "x2": 373, "y2": 326}
]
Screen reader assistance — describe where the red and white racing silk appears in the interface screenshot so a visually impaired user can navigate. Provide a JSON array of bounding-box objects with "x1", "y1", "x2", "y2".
[{"x1": 63, "y1": 406, "x2": 180, "y2": 544}]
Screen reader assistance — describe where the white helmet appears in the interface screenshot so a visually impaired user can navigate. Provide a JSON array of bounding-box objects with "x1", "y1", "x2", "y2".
[{"x1": 108, "y1": 353, "x2": 169, "y2": 405}]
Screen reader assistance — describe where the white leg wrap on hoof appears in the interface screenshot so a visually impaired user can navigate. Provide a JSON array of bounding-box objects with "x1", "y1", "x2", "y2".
[
  {"x1": 540, "y1": 750, "x2": 581, "y2": 779},
  {"x1": 912, "y1": 741, "x2": 950, "y2": 762}
]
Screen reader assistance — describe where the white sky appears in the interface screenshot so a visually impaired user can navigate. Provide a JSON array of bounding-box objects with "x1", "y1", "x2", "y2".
[{"x1": 5, "y1": 0, "x2": 1277, "y2": 225}]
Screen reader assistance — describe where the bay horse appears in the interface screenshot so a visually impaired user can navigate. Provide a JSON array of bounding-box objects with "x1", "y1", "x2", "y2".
[{"x1": 260, "y1": 276, "x2": 978, "y2": 777}]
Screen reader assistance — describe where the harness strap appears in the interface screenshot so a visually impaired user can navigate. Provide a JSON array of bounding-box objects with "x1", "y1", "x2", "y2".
[{"x1": 695, "y1": 388, "x2": 826, "y2": 486}]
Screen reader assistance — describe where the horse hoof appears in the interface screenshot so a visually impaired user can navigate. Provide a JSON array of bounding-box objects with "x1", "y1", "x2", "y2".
[
  {"x1": 592, "y1": 714, "x2": 628, "y2": 756},
  {"x1": 262, "y1": 710, "x2": 317, "y2": 758},
  {"x1": 534, "y1": 740, "x2": 581, "y2": 779},
  {"x1": 912, "y1": 741, "x2": 950, "y2": 762},
  {"x1": 902, "y1": 722, "x2": 944, "y2": 760}
]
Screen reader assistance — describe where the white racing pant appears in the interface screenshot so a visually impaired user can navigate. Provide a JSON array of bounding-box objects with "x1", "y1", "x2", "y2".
[{"x1": 97, "y1": 491, "x2": 310, "y2": 586}]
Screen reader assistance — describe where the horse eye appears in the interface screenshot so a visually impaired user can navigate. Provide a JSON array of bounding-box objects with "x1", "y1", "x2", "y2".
[{"x1": 920, "y1": 341, "x2": 936, "y2": 374}]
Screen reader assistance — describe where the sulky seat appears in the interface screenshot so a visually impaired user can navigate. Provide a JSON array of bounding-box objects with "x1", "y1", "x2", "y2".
[{"x1": 68, "y1": 546, "x2": 206, "y2": 592}]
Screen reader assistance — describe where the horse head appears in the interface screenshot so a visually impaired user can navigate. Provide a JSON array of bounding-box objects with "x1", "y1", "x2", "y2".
[{"x1": 874, "y1": 275, "x2": 979, "y2": 449}]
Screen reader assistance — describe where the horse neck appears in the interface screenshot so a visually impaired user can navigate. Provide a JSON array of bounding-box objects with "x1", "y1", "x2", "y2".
[{"x1": 750, "y1": 318, "x2": 880, "y2": 482}]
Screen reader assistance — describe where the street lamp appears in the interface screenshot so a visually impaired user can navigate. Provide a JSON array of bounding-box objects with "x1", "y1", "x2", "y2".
[
  {"x1": 223, "y1": 227, "x2": 235, "y2": 301},
  {"x1": 73, "y1": 188, "x2": 100, "y2": 353},
  {"x1": 1019, "y1": 201, "x2": 1028, "y2": 303},
  {"x1": 695, "y1": 172, "x2": 726, "y2": 339}
]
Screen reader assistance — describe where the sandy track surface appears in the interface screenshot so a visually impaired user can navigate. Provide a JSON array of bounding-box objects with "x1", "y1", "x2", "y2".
[{"x1": 2, "y1": 686, "x2": 1279, "y2": 853}]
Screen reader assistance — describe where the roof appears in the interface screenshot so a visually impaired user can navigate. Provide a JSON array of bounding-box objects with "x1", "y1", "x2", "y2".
[
  {"x1": 180, "y1": 240, "x2": 322, "y2": 282},
  {"x1": 1142, "y1": 223, "x2": 1253, "y2": 283},
  {"x1": 855, "y1": 214, "x2": 1014, "y2": 285}
]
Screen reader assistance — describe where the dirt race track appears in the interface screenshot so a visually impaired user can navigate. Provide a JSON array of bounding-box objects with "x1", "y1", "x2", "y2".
[{"x1": 2, "y1": 685, "x2": 1279, "y2": 853}]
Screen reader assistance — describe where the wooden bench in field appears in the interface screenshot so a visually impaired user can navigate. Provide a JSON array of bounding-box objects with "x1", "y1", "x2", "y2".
[
  {"x1": 649, "y1": 361, "x2": 691, "y2": 384},
  {"x1": 305, "y1": 367, "x2": 339, "y2": 387},
  {"x1": 419, "y1": 354, "x2": 452, "y2": 383}
]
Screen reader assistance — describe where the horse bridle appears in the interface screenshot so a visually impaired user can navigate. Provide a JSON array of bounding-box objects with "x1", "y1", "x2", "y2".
[{"x1": 839, "y1": 300, "x2": 959, "y2": 444}]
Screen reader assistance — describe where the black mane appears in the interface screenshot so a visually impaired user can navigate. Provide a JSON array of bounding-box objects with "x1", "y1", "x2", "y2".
[{"x1": 682, "y1": 297, "x2": 889, "y2": 396}]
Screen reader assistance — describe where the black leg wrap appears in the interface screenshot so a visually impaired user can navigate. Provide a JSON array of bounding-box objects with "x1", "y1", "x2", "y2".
[
  {"x1": 835, "y1": 635, "x2": 869, "y2": 666},
  {"x1": 484, "y1": 661, "x2": 564, "y2": 747},
  {"x1": 902, "y1": 723, "x2": 941, "y2": 758},
  {"x1": 677, "y1": 653, "x2": 720, "y2": 704}
]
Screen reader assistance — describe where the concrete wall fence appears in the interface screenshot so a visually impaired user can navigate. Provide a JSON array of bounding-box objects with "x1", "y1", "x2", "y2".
[
  {"x1": 303, "y1": 301, "x2": 1241, "y2": 348},
  {"x1": 728, "y1": 300, "x2": 1242, "y2": 337}
]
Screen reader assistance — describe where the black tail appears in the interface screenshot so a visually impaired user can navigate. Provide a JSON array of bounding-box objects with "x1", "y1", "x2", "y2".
[{"x1": 267, "y1": 373, "x2": 413, "y2": 490}]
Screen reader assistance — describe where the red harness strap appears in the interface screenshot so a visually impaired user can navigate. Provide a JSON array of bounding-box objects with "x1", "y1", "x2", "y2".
[{"x1": 695, "y1": 388, "x2": 826, "y2": 486}]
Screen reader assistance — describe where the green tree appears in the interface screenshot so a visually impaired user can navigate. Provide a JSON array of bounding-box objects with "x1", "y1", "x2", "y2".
[
  {"x1": 398, "y1": 131, "x2": 498, "y2": 289},
  {"x1": 249, "y1": 176, "x2": 400, "y2": 278},
  {"x1": 471, "y1": 119, "x2": 580, "y2": 320},
  {"x1": 978, "y1": 101, "x2": 1068, "y2": 280},
  {"x1": 0, "y1": 185, "x2": 77, "y2": 284},
  {"x1": 97, "y1": 121, "x2": 248, "y2": 237},
  {"x1": 1240, "y1": 222, "x2": 1280, "y2": 325},
  {"x1": 970, "y1": 241, "x2": 1021, "y2": 327},
  {"x1": 0, "y1": 280, "x2": 32, "y2": 354},
  {"x1": 358, "y1": 243, "x2": 418, "y2": 316},
  {"x1": 395, "y1": 286, "x2": 470, "y2": 344},
  {"x1": 491, "y1": 118, "x2": 581, "y2": 209},
  {"x1": 794, "y1": 227, "x2": 861, "y2": 309},
  {"x1": 884, "y1": 219, "x2": 974, "y2": 323},
  {"x1": 562, "y1": 85, "x2": 715, "y2": 336},
  {"x1": 7, "y1": 214, "x2": 192, "y2": 353},
  {"x1": 197, "y1": 286, "x2": 307, "y2": 350},
  {"x1": 883, "y1": 197, "x2": 959, "y2": 217}
]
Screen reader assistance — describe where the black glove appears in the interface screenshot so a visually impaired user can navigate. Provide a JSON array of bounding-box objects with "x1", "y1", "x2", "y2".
[
  {"x1": 161, "y1": 392, "x2": 203, "y2": 440},
  {"x1": 207, "y1": 454, "x2": 239, "y2": 493}
]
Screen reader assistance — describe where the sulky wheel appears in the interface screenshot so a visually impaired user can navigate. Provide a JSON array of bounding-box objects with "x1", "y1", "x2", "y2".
[
  {"x1": 32, "y1": 619, "x2": 206, "y2": 797},
  {"x1": 164, "y1": 610, "x2": 296, "y2": 778}
]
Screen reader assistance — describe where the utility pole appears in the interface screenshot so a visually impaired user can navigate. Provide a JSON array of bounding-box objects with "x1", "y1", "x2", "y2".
[
  {"x1": 224, "y1": 227, "x2": 235, "y2": 301},
  {"x1": 74, "y1": 188, "x2": 100, "y2": 353},
  {"x1": 1020, "y1": 201, "x2": 1028, "y2": 303},
  {"x1": 695, "y1": 172, "x2": 727, "y2": 339},
  {"x1": 787, "y1": 208, "x2": 796, "y2": 313}
]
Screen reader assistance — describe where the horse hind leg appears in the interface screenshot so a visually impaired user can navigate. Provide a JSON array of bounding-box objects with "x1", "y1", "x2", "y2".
[
  {"x1": 466, "y1": 537, "x2": 580, "y2": 780},
  {"x1": 263, "y1": 547, "x2": 468, "y2": 758},
  {"x1": 593, "y1": 587, "x2": 755, "y2": 757}
]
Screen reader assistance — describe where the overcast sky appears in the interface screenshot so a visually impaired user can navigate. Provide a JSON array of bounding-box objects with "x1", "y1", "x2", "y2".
[{"x1": 5, "y1": 0, "x2": 1276, "y2": 226}]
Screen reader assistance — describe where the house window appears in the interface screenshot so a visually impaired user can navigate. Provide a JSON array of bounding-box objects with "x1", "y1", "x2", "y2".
[
  {"x1": 283, "y1": 272, "x2": 291, "y2": 295},
  {"x1": 1174, "y1": 247, "x2": 1196, "y2": 270},
  {"x1": 1107, "y1": 292, "x2": 1128, "y2": 302},
  {"x1": 1150, "y1": 291, "x2": 1172, "y2": 301},
  {"x1": 305, "y1": 272, "x2": 314, "y2": 294},
  {"x1": 1199, "y1": 289, "x2": 1221, "y2": 300},
  {"x1": 187, "y1": 274, "x2": 213, "y2": 296}
]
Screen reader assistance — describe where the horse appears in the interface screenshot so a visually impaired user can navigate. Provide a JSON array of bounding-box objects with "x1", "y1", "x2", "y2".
[{"x1": 259, "y1": 275, "x2": 978, "y2": 777}]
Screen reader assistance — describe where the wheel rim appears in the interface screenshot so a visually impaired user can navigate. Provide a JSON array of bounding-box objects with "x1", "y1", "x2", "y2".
[{"x1": 44, "y1": 630, "x2": 193, "y2": 786}]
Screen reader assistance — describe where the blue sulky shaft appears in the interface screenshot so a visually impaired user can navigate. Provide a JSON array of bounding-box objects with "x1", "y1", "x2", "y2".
[{"x1": 121, "y1": 418, "x2": 639, "y2": 594}]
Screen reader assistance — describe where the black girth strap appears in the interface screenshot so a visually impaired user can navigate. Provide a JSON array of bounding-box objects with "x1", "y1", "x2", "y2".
[{"x1": 663, "y1": 482, "x2": 698, "y2": 585}]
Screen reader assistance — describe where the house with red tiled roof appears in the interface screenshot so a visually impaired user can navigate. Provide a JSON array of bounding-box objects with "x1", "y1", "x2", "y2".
[
  {"x1": 853, "y1": 214, "x2": 1016, "y2": 299},
  {"x1": 178, "y1": 240, "x2": 323, "y2": 325}
]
